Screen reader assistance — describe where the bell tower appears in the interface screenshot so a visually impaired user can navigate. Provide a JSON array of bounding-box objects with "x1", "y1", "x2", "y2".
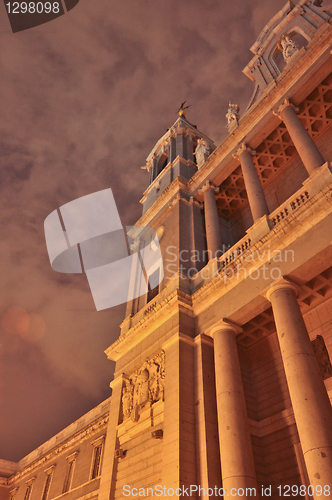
[
  {"x1": 97, "y1": 112, "x2": 221, "y2": 500},
  {"x1": 121, "y1": 111, "x2": 216, "y2": 320},
  {"x1": 141, "y1": 108, "x2": 215, "y2": 213}
]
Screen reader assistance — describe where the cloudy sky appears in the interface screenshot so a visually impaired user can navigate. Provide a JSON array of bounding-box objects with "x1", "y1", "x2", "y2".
[{"x1": 0, "y1": 0, "x2": 297, "y2": 461}]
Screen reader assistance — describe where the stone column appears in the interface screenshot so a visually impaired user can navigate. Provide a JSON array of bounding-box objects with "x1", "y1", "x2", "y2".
[
  {"x1": 234, "y1": 143, "x2": 269, "y2": 222},
  {"x1": 199, "y1": 181, "x2": 222, "y2": 260},
  {"x1": 274, "y1": 99, "x2": 325, "y2": 175},
  {"x1": 211, "y1": 321, "x2": 258, "y2": 500},
  {"x1": 267, "y1": 279, "x2": 332, "y2": 495}
]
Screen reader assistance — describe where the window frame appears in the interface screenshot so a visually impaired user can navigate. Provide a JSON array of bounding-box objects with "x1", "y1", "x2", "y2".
[
  {"x1": 23, "y1": 477, "x2": 36, "y2": 500},
  {"x1": 62, "y1": 452, "x2": 78, "y2": 494},
  {"x1": 41, "y1": 465, "x2": 55, "y2": 500},
  {"x1": 89, "y1": 436, "x2": 105, "y2": 481}
]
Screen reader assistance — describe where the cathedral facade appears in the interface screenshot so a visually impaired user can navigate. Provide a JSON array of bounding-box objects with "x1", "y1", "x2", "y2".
[{"x1": 2, "y1": 1, "x2": 332, "y2": 499}]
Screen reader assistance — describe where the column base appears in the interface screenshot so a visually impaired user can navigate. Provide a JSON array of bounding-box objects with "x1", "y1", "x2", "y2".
[
  {"x1": 247, "y1": 214, "x2": 273, "y2": 246},
  {"x1": 303, "y1": 161, "x2": 332, "y2": 197}
]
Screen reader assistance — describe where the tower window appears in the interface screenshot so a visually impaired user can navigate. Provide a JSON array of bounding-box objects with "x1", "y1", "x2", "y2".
[
  {"x1": 155, "y1": 153, "x2": 168, "y2": 179},
  {"x1": 147, "y1": 268, "x2": 160, "y2": 303}
]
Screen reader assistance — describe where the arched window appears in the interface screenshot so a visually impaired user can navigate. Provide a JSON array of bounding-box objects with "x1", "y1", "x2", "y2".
[{"x1": 155, "y1": 152, "x2": 168, "y2": 179}]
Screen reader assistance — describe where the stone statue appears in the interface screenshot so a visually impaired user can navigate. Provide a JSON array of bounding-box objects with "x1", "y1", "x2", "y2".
[
  {"x1": 226, "y1": 103, "x2": 240, "y2": 127},
  {"x1": 280, "y1": 35, "x2": 299, "y2": 62},
  {"x1": 122, "y1": 379, "x2": 134, "y2": 420},
  {"x1": 194, "y1": 138, "x2": 209, "y2": 169}
]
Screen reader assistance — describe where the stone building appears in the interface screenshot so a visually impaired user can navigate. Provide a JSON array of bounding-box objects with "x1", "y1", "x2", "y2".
[{"x1": 2, "y1": 1, "x2": 332, "y2": 499}]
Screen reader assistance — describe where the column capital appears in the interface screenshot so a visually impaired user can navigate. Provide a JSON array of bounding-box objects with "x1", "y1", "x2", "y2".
[
  {"x1": 273, "y1": 98, "x2": 299, "y2": 119},
  {"x1": 265, "y1": 277, "x2": 299, "y2": 302},
  {"x1": 198, "y1": 180, "x2": 219, "y2": 195},
  {"x1": 233, "y1": 142, "x2": 256, "y2": 160},
  {"x1": 210, "y1": 319, "x2": 243, "y2": 338}
]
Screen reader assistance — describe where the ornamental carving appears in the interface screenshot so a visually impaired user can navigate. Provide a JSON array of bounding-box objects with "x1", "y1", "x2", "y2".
[
  {"x1": 194, "y1": 139, "x2": 210, "y2": 169},
  {"x1": 226, "y1": 103, "x2": 240, "y2": 127},
  {"x1": 279, "y1": 35, "x2": 299, "y2": 62},
  {"x1": 121, "y1": 351, "x2": 165, "y2": 422}
]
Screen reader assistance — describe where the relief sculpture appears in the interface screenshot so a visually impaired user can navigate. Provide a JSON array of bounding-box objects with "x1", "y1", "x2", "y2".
[{"x1": 121, "y1": 351, "x2": 165, "y2": 422}]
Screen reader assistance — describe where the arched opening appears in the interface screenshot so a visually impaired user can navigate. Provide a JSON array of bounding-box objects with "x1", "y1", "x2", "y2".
[{"x1": 155, "y1": 152, "x2": 168, "y2": 179}]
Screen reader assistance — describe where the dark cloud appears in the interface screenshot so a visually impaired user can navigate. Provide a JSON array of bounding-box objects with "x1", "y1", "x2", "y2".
[{"x1": 0, "y1": 0, "x2": 309, "y2": 461}]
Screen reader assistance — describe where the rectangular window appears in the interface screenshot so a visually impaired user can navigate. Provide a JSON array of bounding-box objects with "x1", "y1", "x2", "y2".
[
  {"x1": 63, "y1": 453, "x2": 78, "y2": 494},
  {"x1": 41, "y1": 471, "x2": 53, "y2": 500},
  {"x1": 91, "y1": 443, "x2": 103, "y2": 480},
  {"x1": 23, "y1": 486, "x2": 32, "y2": 500},
  {"x1": 23, "y1": 478, "x2": 36, "y2": 500},
  {"x1": 9, "y1": 488, "x2": 19, "y2": 500}
]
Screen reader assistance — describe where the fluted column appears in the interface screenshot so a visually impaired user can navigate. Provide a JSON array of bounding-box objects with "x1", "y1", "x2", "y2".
[
  {"x1": 267, "y1": 279, "x2": 332, "y2": 496},
  {"x1": 199, "y1": 181, "x2": 222, "y2": 260},
  {"x1": 274, "y1": 99, "x2": 325, "y2": 175},
  {"x1": 211, "y1": 321, "x2": 258, "y2": 500},
  {"x1": 234, "y1": 143, "x2": 269, "y2": 221}
]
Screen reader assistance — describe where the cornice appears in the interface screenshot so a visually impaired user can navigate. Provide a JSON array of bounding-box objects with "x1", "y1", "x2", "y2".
[
  {"x1": 106, "y1": 287, "x2": 193, "y2": 361},
  {"x1": 8, "y1": 415, "x2": 109, "y2": 485}
]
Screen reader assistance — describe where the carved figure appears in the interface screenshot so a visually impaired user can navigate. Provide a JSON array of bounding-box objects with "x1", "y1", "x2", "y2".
[
  {"x1": 226, "y1": 103, "x2": 240, "y2": 126},
  {"x1": 194, "y1": 138, "x2": 209, "y2": 168},
  {"x1": 280, "y1": 35, "x2": 299, "y2": 62},
  {"x1": 122, "y1": 379, "x2": 134, "y2": 420}
]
